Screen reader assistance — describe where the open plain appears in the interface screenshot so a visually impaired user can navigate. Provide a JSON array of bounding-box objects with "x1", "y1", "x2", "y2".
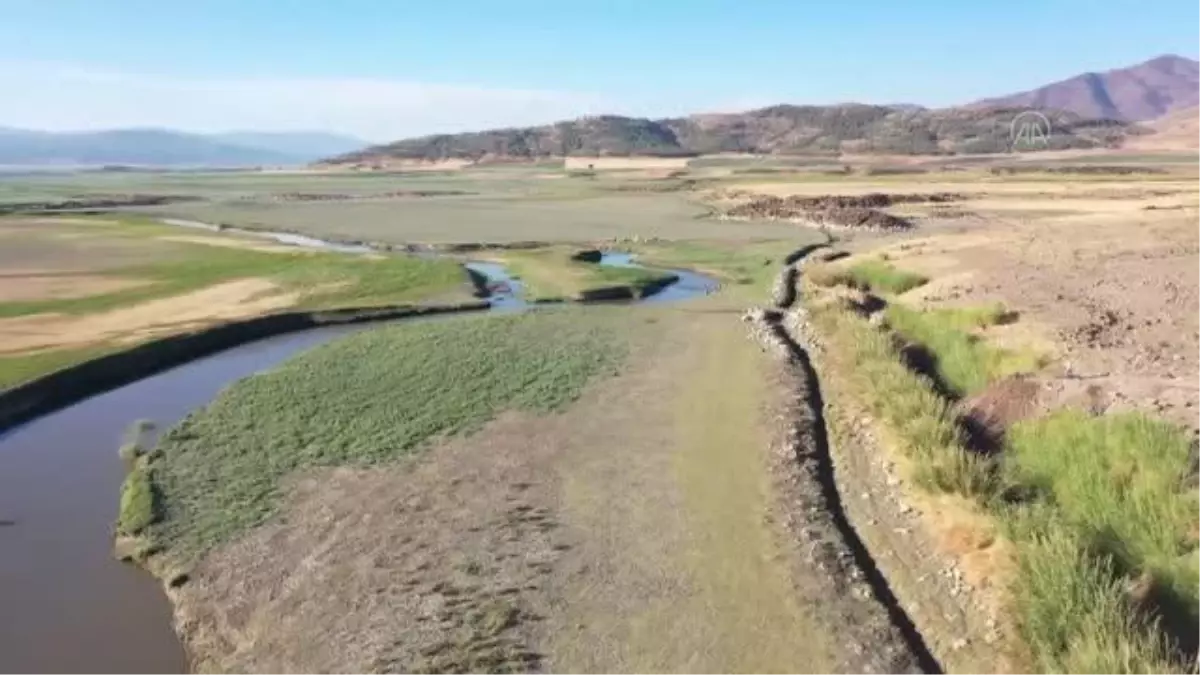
[{"x1": 0, "y1": 149, "x2": 1197, "y2": 673}]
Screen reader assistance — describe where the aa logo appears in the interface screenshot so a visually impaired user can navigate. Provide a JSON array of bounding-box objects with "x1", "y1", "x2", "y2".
[{"x1": 1010, "y1": 111, "x2": 1052, "y2": 151}]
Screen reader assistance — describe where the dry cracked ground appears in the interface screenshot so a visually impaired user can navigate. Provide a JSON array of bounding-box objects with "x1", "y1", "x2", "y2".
[
  {"x1": 875, "y1": 182, "x2": 1199, "y2": 429},
  {"x1": 170, "y1": 306, "x2": 909, "y2": 673},
  {"x1": 736, "y1": 174, "x2": 1200, "y2": 429}
]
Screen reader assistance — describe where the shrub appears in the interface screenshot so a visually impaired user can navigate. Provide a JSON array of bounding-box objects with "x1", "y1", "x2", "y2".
[{"x1": 117, "y1": 461, "x2": 157, "y2": 536}]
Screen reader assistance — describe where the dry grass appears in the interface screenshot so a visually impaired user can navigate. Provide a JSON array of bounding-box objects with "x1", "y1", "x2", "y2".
[
  {"x1": 0, "y1": 278, "x2": 296, "y2": 353},
  {"x1": 0, "y1": 274, "x2": 151, "y2": 302}
]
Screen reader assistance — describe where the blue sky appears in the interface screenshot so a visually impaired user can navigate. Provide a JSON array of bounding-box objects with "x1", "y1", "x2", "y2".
[{"x1": 0, "y1": 0, "x2": 1196, "y2": 140}]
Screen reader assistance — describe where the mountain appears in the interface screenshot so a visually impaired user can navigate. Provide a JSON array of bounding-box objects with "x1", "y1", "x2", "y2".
[
  {"x1": 209, "y1": 132, "x2": 367, "y2": 161},
  {"x1": 0, "y1": 128, "x2": 367, "y2": 167},
  {"x1": 970, "y1": 55, "x2": 1199, "y2": 122},
  {"x1": 325, "y1": 104, "x2": 1132, "y2": 164}
]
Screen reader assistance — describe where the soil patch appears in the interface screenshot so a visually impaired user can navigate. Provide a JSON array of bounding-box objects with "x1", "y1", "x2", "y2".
[
  {"x1": 876, "y1": 203, "x2": 1199, "y2": 428},
  {"x1": 0, "y1": 274, "x2": 151, "y2": 302},
  {"x1": 159, "y1": 235, "x2": 300, "y2": 253},
  {"x1": 0, "y1": 279, "x2": 296, "y2": 353},
  {"x1": 718, "y1": 193, "x2": 939, "y2": 231}
]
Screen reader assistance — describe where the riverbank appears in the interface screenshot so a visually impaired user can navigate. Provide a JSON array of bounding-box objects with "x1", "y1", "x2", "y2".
[{"x1": 0, "y1": 301, "x2": 489, "y2": 433}]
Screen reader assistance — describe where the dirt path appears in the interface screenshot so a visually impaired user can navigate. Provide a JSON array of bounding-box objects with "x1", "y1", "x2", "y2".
[
  {"x1": 544, "y1": 308, "x2": 840, "y2": 672},
  {"x1": 169, "y1": 306, "x2": 880, "y2": 672}
]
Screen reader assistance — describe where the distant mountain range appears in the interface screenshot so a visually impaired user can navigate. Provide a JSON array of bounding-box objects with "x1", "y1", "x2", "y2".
[
  {"x1": 970, "y1": 54, "x2": 1198, "y2": 122},
  {"x1": 0, "y1": 128, "x2": 367, "y2": 167},
  {"x1": 3, "y1": 54, "x2": 1194, "y2": 168},
  {"x1": 328, "y1": 105, "x2": 1128, "y2": 165},
  {"x1": 330, "y1": 55, "x2": 1196, "y2": 164}
]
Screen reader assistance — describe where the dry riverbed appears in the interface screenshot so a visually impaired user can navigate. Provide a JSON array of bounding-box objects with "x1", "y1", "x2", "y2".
[{"x1": 140, "y1": 304, "x2": 917, "y2": 672}]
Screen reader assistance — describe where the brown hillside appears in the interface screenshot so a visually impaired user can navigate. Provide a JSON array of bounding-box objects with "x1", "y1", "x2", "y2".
[
  {"x1": 970, "y1": 54, "x2": 1199, "y2": 122},
  {"x1": 1126, "y1": 105, "x2": 1200, "y2": 149}
]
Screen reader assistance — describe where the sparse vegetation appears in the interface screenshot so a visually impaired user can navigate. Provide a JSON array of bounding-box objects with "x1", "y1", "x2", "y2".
[
  {"x1": 808, "y1": 287, "x2": 1198, "y2": 673},
  {"x1": 0, "y1": 216, "x2": 471, "y2": 388},
  {"x1": 844, "y1": 260, "x2": 929, "y2": 294},
  {"x1": 0, "y1": 343, "x2": 121, "y2": 389},
  {"x1": 141, "y1": 310, "x2": 630, "y2": 566},
  {"x1": 329, "y1": 104, "x2": 1130, "y2": 163}
]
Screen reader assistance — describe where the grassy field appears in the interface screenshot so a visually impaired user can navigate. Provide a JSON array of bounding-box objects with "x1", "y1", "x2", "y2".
[
  {"x1": 135, "y1": 193, "x2": 805, "y2": 244},
  {"x1": 0, "y1": 223, "x2": 465, "y2": 318},
  {"x1": 0, "y1": 215, "x2": 469, "y2": 388},
  {"x1": 133, "y1": 309, "x2": 630, "y2": 566},
  {"x1": 1, "y1": 167, "x2": 811, "y2": 243}
]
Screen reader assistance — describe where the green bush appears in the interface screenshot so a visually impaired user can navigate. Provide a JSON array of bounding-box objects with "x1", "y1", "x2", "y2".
[{"x1": 117, "y1": 462, "x2": 157, "y2": 536}]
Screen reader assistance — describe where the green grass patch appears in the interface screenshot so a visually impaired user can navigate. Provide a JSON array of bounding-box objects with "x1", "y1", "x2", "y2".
[
  {"x1": 495, "y1": 248, "x2": 675, "y2": 301},
  {"x1": 811, "y1": 300, "x2": 998, "y2": 496},
  {"x1": 0, "y1": 343, "x2": 121, "y2": 389},
  {"x1": 807, "y1": 259, "x2": 929, "y2": 294},
  {"x1": 885, "y1": 303, "x2": 1042, "y2": 396},
  {"x1": 1005, "y1": 410, "x2": 1198, "y2": 650},
  {"x1": 1010, "y1": 527, "x2": 1180, "y2": 673},
  {"x1": 845, "y1": 260, "x2": 928, "y2": 294},
  {"x1": 143, "y1": 309, "x2": 633, "y2": 566},
  {"x1": 629, "y1": 239, "x2": 811, "y2": 297}
]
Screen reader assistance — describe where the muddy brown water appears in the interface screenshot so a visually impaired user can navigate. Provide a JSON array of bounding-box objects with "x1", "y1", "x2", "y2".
[{"x1": 0, "y1": 222, "x2": 719, "y2": 673}]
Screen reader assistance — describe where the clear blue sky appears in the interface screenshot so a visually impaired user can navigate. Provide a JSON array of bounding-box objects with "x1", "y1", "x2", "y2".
[{"x1": 0, "y1": 0, "x2": 1195, "y2": 139}]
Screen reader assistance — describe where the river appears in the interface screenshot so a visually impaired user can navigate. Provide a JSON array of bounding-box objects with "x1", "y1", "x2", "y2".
[{"x1": 0, "y1": 221, "x2": 718, "y2": 673}]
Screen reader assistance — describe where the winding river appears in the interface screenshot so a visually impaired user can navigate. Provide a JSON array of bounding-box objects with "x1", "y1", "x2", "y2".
[{"x1": 0, "y1": 221, "x2": 718, "y2": 673}]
